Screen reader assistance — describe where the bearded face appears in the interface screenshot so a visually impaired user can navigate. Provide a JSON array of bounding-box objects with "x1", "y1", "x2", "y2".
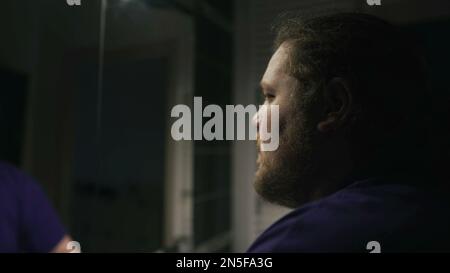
[{"x1": 253, "y1": 43, "x2": 320, "y2": 208}]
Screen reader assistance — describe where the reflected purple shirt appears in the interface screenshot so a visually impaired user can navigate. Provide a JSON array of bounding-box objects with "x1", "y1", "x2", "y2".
[{"x1": 0, "y1": 162, "x2": 66, "y2": 252}]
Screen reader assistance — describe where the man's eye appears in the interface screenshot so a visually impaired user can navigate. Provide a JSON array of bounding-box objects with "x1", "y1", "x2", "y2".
[
  {"x1": 264, "y1": 94, "x2": 275, "y2": 102},
  {"x1": 258, "y1": 92, "x2": 275, "y2": 104}
]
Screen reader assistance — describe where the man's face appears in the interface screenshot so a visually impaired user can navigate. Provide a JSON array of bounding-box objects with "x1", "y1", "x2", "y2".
[{"x1": 254, "y1": 43, "x2": 319, "y2": 208}]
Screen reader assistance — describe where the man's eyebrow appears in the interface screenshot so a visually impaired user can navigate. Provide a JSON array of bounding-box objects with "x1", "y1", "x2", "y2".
[{"x1": 260, "y1": 81, "x2": 275, "y2": 92}]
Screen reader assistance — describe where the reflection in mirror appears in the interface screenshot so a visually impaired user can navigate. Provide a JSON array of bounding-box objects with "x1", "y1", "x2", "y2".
[{"x1": 0, "y1": 0, "x2": 103, "y2": 252}]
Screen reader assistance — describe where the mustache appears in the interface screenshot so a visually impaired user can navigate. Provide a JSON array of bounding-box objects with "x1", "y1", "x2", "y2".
[{"x1": 256, "y1": 136, "x2": 264, "y2": 153}]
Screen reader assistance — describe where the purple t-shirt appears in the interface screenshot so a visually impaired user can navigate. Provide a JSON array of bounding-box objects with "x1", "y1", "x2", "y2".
[
  {"x1": 248, "y1": 175, "x2": 450, "y2": 252},
  {"x1": 0, "y1": 162, "x2": 66, "y2": 252}
]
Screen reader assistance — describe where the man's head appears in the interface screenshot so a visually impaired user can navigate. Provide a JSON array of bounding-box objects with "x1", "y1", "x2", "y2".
[{"x1": 254, "y1": 12, "x2": 430, "y2": 208}]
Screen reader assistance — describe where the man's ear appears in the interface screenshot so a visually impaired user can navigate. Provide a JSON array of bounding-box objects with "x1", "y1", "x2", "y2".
[{"x1": 317, "y1": 77, "x2": 353, "y2": 133}]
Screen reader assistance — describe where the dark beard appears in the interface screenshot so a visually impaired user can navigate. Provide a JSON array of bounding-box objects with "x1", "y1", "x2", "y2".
[{"x1": 254, "y1": 111, "x2": 317, "y2": 208}]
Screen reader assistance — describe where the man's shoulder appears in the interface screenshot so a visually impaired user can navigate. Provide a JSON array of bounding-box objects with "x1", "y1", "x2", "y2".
[
  {"x1": 0, "y1": 161, "x2": 41, "y2": 204},
  {"x1": 0, "y1": 161, "x2": 35, "y2": 185},
  {"x1": 248, "y1": 177, "x2": 450, "y2": 252}
]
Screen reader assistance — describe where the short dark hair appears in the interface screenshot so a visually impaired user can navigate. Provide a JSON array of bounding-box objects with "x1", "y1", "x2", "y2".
[{"x1": 273, "y1": 12, "x2": 430, "y2": 171}]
